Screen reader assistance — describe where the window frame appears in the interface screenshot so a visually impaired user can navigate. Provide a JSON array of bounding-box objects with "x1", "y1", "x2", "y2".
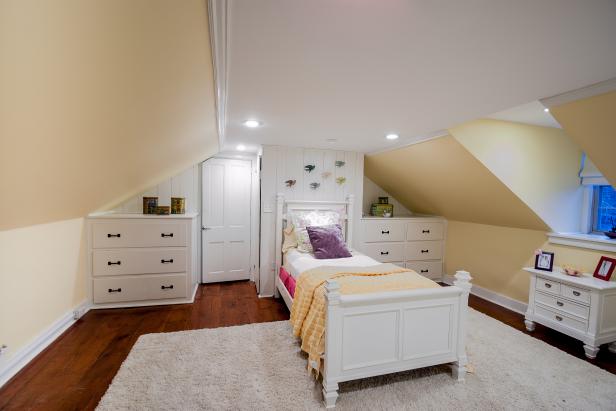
[{"x1": 591, "y1": 185, "x2": 616, "y2": 235}]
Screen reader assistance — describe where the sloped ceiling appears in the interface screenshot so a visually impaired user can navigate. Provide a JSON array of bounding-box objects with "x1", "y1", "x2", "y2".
[
  {"x1": 449, "y1": 119, "x2": 582, "y2": 232},
  {"x1": 549, "y1": 91, "x2": 616, "y2": 187},
  {"x1": 0, "y1": 0, "x2": 218, "y2": 231},
  {"x1": 364, "y1": 136, "x2": 548, "y2": 230}
]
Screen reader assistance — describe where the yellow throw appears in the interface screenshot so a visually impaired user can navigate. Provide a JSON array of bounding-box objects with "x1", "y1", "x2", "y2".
[{"x1": 289, "y1": 264, "x2": 439, "y2": 374}]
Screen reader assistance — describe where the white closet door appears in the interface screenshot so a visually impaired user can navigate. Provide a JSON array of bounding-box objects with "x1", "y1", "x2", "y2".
[{"x1": 202, "y1": 158, "x2": 251, "y2": 283}]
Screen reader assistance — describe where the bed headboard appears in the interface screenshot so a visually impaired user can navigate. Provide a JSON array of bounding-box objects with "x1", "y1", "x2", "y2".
[{"x1": 274, "y1": 193, "x2": 355, "y2": 276}]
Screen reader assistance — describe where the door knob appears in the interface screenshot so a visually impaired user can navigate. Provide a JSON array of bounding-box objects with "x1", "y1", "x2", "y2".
[{"x1": 202, "y1": 226, "x2": 212, "y2": 231}]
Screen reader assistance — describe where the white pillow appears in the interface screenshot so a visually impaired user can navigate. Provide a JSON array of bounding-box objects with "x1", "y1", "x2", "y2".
[{"x1": 288, "y1": 210, "x2": 343, "y2": 253}]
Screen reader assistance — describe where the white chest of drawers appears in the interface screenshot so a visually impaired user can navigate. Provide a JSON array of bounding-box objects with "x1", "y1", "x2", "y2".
[
  {"x1": 524, "y1": 267, "x2": 616, "y2": 358},
  {"x1": 358, "y1": 217, "x2": 447, "y2": 281},
  {"x1": 88, "y1": 213, "x2": 199, "y2": 308}
]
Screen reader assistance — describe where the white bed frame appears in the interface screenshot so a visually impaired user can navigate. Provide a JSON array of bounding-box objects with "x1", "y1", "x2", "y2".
[{"x1": 274, "y1": 194, "x2": 472, "y2": 408}]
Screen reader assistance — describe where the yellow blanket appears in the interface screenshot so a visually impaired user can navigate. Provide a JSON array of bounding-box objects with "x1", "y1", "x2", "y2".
[{"x1": 289, "y1": 264, "x2": 439, "y2": 373}]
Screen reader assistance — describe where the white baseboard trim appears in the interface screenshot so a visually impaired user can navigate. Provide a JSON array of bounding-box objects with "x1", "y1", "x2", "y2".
[
  {"x1": 444, "y1": 275, "x2": 528, "y2": 315},
  {"x1": 0, "y1": 299, "x2": 91, "y2": 388}
]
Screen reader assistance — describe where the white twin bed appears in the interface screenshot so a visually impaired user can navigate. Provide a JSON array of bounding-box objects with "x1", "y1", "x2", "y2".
[{"x1": 274, "y1": 194, "x2": 472, "y2": 408}]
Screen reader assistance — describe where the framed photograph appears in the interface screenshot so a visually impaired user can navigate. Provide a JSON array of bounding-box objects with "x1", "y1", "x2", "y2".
[
  {"x1": 593, "y1": 256, "x2": 616, "y2": 281},
  {"x1": 534, "y1": 251, "x2": 554, "y2": 272}
]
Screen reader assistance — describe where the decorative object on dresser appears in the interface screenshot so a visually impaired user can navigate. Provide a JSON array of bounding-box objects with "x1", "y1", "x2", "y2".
[
  {"x1": 170, "y1": 197, "x2": 185, "y2": 214},
  {"x1": 87, "y1": 212, "x2": 199, "y2": 308},
  {"x1": 142, "y1": 196, "x2": 158, "y2": 214},
  {"x1": 593, "y1": 256, "x2": 616, "y2": 281},
  {"x1": 358, "y1": 216, "x2": 446, "y2": 280},
  {"x1": 604, "y1": 217, "x2": 616, "y2": 240},
  {"x1": 155, "y1": 206, "x2": 171, "y2": 215},
  {"x1": 524, "y1": 267, "x2": 616, "y2": 359},
  {"x1": 534, "y1": 249, "x2": 554, "y2": 272}
]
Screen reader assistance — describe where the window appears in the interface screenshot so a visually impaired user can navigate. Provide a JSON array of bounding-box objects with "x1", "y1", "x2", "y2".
[{"x1": 593, "y1": 185, "x2": 616, "y2": 233}]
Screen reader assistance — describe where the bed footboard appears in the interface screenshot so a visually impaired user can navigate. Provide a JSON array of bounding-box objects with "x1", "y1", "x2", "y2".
[{"x1": 322, "y1": 270, "x2": 472, "y2": 408}]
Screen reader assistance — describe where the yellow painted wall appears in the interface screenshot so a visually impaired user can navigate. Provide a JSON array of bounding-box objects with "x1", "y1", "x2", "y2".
[
  {"x1": 550, "y1": 91, "x2": 616, "y2": 187},
  {"x1": 0, "y1": 0, "x2": 218, "y2": 231},
  {"x1": 365, "y1": 136, "x2": 547, "y2": 230},
  {"x1": 449, "y1": 119, "x2": 583, "y2": 232},
  {"x1": 446, "y1": 221, "x2": 616, "y2": 302},
  {"x1": 0, "y1": 219, "x2": 87, "y2": 365}
]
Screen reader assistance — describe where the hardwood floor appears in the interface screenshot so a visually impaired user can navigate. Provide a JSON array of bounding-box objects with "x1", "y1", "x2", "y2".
[{"x1": 0, "y1": 282, "x2": 614, "y2": 410}]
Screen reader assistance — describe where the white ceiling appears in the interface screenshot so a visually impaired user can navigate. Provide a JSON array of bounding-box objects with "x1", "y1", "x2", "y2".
[
  {"x1": 487, "y1": 101, "x2": 561, "y2": 129},
  {"x1": 219, "y1": 0, "x2": 616, "y2": 153}
]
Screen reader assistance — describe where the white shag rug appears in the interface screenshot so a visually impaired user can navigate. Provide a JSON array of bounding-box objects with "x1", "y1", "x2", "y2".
[{"x1": 97, "y1": 309, "x2": 616, "y2": 410}]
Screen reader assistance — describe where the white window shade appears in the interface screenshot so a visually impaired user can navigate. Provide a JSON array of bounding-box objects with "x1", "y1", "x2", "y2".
[{"x1": 580, "y1": 155, "x2": 608, "y2": 186}]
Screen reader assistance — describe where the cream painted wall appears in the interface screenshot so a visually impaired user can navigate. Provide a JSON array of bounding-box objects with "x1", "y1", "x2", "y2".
[
  {"x1": 550, "y1": 91, "x2": 616, "y2": 187},
  {"x1": 449, "y1": 119, "x2": 583, "y2": 232},
  {"x1": 0, "y1": 219, "x2": 87, "y2": 366},
  {"x1": 365, "y1": 136, "x2": 547, "y2": 230},
  {"x1": 0, "y1": 0, "x2": 218, "y2": 231},
  {"x1": 446, "y1": 220, "x2": 616, "y2": 303},
  {"x1": 363, "y1": 177, "x2": 412, "y2": 217}
]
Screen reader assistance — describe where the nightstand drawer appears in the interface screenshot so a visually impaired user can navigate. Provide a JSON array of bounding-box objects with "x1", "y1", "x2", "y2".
[
  {"x1": 406, "y1": 241, "x2": 442, "y2": 260},
  {"x1": 363, "y1": 221, "x2": 406, "y2": 242},
  {"x1": 535, "y1": 291, "x2": 589, "y2": 320},
  {"x1": 561, "y1": 284, "x2": 590, "y2": 305},
  {"x1": 363, "y1": 243, "x2": 405, "y2": 262},
  {"x1": 536, "y1": 277, "x2": 560, "y2": 296},
  {"x1": 535, "y1": 304, "x2": 587, "y2": 333}
]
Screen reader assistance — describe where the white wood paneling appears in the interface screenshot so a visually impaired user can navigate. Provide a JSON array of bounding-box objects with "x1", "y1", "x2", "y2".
[{"x1": 259, "y1": 145, "x2": 364, "y2": 296}]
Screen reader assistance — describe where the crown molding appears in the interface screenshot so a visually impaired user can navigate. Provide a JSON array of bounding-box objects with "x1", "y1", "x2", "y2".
[
  {"x1": 541, "y1": 77, "x2": 616, "y2": 108},
  {"x1": 208, "y1": 0, "x2": 230, "y2": 152},
  {"x1": 366, "y1": 130, "x2": 449, "y2": 156}
]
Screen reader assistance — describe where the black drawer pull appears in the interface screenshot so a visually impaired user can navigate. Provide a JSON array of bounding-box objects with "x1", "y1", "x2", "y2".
[
  {"x1": 421, "y1": 249, "x2": 429, "y2": 253},
  {"x1": 381, "y1": 230, "x2": 390, "y2": 234},
  {"x1": 572, "y1": 291, "x2": 581, "y2": 296},
  {"x1": 107, "y1": 261, "x2": 121, "y2": 266},
  {"x1": 108, "y1": 288, "x2": 122, "y2": 293},
  {"x1": 161, "y1": 285, "x2": 174, "y2": 290},
  {"x1": 544, "y1": 283, "x2": 551, "y2": 288},
  {"x1": 556, "y1": 301, "x2": 563, "y2": 307},
  {"x1": 420, "y1": 269, "x2": 429, "y2": 273},
  {"x1": 161, "y1": 259, "x2": 174, "y2": 264},
  {"x1": 161, "y1": 233, "x2": 174, "y2": 238},
  {"x1": 380, "y1": 251, "x2": 389, "y2": 255},
  {"x1": 107, "y1": 233, "x2": 121, "y2": 238},
  {"x1": 422, "y1": 229, "x2": 430, "y2": 234},
  {"x1": 555, "y1": 315, "x2": 562, "y2": 322}
]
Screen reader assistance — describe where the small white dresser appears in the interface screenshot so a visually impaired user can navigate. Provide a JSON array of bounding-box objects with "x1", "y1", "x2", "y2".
[
  {"x1": 357, "y1": 216, "x2": 446, "y2": 281},
  {"x1": 524, "y1": 267, "x2": 616, "y2": 358},
  {"x1": 88, "y1": 212, "x2": 199, "y2": 308}
]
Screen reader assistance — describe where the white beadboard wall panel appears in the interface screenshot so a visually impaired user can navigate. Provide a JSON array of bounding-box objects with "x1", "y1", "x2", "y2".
[
  {"x1": 259, "y1": 145, "x2": 364, "y2": 296},
  {"x1": 113, "y1": 165, "x2": 200, "y2": 213}
]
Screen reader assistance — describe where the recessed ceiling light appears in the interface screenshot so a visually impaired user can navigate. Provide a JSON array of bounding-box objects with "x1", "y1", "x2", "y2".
[
  {"x1": 543, "y1": 108, "x2": 550, "y2": 113},
  {"x1": 243, "y1": 119, "x2": 261, "y2": 128},
  {"x1": 236, "y1": 144, "x2": 246, "y2": 151},
  {"x1": 386, "y1": 133, "x2": 399, "y2": 140}
]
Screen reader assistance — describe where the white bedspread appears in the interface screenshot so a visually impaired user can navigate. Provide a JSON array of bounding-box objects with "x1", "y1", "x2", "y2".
[{"x1": 283, "y1": 248, "x2": 380, "y2": 279}]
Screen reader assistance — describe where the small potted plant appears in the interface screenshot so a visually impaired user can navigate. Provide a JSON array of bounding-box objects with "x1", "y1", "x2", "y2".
[{"x1": 606, "y1": 217, "x2": 616, "y2": 240}]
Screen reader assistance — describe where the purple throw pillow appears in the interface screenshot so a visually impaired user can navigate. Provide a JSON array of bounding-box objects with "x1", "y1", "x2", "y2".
[{"x1": 306, "y1": 224, "x2": 352, "y2": 259}]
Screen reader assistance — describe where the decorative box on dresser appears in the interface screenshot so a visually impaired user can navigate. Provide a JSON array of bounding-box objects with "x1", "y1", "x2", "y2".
[
  {"x1": 358, "y1": 216, "x2": 447, "y2": 281},
  {"x1": 87, "y1": 212, "x2": 200, "y2": 308},
  {"x1": 524, "y1": 267, "x2": 616, "y2": 358}
]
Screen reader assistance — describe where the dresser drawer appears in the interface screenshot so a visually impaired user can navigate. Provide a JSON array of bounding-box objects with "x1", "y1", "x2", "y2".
[
  {"x1": 92, "y1": 221, "x2": 187, "y2": 249},
  {"x1": 406, "y1": 222, "x2": 444, "y2": 241},
  {"x1": 363, "y1": 243, "x2": 405, "y2": 262},
  {"x1": 534, "y1": 304, "x2": 587, "y2": 333},
  {"x1": 535, "y1": 291, "x2": 589, "y2": 320},
  {"x1": 535, "y1": 277, "x2": 560, "y2": 296},
  {"x1": 363, "y1": 221, "x2": 406, "y2": 242},
  {"x1": 93, "y1": 273, "x2": 187, "y2": 304},
  {"x1": 92, "y1": 248, "x2": 187, "y2": 277},
  {"x1": 406, "y1": 241, "x2": 442, "y2": 260},
  {"x1": 560, "y1": 284, "x2": 591, "y2": 305},
  {"x1": 405, "y1": 261, "x2": 443, "y2": 280}
]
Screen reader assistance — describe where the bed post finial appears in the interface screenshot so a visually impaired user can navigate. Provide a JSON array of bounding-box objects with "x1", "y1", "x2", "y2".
[
  {"x1": 453, "y1": 270, "x2": 472, "y2": 293},
  {"x1": 325, "y1": 280, "x2": 341, "y2": 306}
]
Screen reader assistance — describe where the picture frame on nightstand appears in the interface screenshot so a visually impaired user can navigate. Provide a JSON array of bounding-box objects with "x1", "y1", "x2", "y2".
[
  {"x1": 534, "y1": 251, "x2": 554, "y2": 272},
  {"x1": 593, "y1": 256, "x2": 616, "y2": 281}
]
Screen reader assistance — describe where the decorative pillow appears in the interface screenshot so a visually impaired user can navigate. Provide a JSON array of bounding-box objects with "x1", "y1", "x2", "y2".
[
  {"x1": 289, "y1": 210, "x2": 342, "y2": 253},
  {"x1": 306, "y1": 224, "x2": 352, "y2": 259},
  {"x1": 282, "y1": 225, "x2": 298, "y2": 252}
]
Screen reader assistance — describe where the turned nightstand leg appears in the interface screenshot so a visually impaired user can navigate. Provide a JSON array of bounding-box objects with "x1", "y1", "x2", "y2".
[
  {"x1": 608, "y1": 342, "x2": 616, "y2": 354},
  {"x1": 583, "y1": 344, "x2": 599, "y2": 359},
  {"x1": 524, "y1": 319, "x2": 535, "y2": 332}
]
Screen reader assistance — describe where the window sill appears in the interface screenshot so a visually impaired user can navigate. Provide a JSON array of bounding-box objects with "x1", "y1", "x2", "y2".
[{"x1": 547, "y1": 232, "x2": 616, "y2": 253}]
